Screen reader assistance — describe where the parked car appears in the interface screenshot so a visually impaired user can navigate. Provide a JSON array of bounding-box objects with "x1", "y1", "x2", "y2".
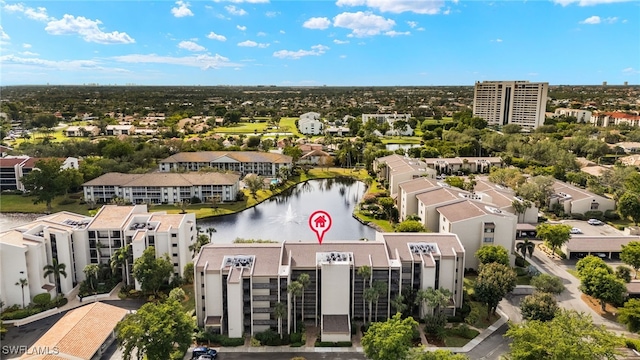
[
  {"x1": 192, "y1": 347, "x2": 218, "y2": 359},
  {"x1": 587, "y1": 219, "x2": 604, "y2": 226},
  {"x1": 570, "y1": 227, "x2": 582, "y2": 234},
  {"x1": 594, "y1": 253, "x2": 608, "y2": 259}
]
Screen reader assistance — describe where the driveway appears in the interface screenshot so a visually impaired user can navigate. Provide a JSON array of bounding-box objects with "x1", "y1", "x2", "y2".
[{"x1": 557, "y1": 219, "x2": 623, "y2": 237}]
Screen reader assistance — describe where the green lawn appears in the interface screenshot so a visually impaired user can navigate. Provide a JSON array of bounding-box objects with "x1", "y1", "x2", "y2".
[
  {"x1": 181, "y1": 284, "x2": 196, "y2": 314},
  {"x1": 0, "y1": 194, "x2": 91, "y2": 215},
  {"x1": 278, "y1": 117, "x2": 303, "y2": 137},
  {"x1": 214, "y1": 122, "x2": 271, "y2": 134},
  {"x1": 380, "y1": 137, "x2": 422, "y2": 144}
]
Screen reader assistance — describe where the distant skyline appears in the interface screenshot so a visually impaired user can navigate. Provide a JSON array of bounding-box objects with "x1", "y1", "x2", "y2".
[{"x1": 1, "y1": 0, "x2": 639, "y2": 86}]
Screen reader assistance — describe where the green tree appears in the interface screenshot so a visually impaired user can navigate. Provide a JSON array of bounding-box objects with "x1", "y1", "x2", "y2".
[
  {"x1": 168, "y1": 287, "x2": 186, "y2": 301},
  {"x1": 511, "y1": 199, "x2": 531, "y2": 223},
  {"x1": 576, "y1": 255, "x2": 610, "y2": 275},
  {"x1": 282, "y1": 146, "x2": 302, "y2": 162},
  {"x1": 505, "y1": 309, "x2": 623, "y2": 360},
  {"x1": 416, "y1": 287, "x2": 452, "y2": 317},
  {"x1": 502, "y1": 124, "x2": 522, "y2": 134},
  {"x1": 406, "y1": 347, "x2": 469, "y2": 359},
  {"x1": 371, "y1": 281, "x2": 388, "y2": 321},
  {"x1": 182, "y1": 262, "x2": 194, "y2": 284},
  {"x1": 223, "y1": 110, "x2": 242, "y2": 124},
  {"x1": 116, "y1": 297, "x2": 195, "y2": 360},
  {"x1": 246, "y1": 136, "x2": 261, "y2": 148},
  {"x1": 110, "y1": 244, "x2": 130, "y2": 282},
  {"x1": 245, "y1": 175, "x2": 264, "y2": 199},
  {"x1": 15, "y1": 278, "x2": 28, "y2": 308},
  {"x1": 21, "y1": 158, "x2": 64, "y2": 213},
  {"x1": 132, "y1": 247, "x2": 173, "y2": 295},
  {"x1": 625, "y1": 172, "x2": 640, "y2": 194},
  {"x1": 377, "y1": 197, "x2": 396, "y2": 222},
  {"x1": 530, "y1": 274, "x2": 565, "y2": 294},
  {"x1": 579, "y1": 266, "x2": 626, "y2": 312},
  {"x1": 274, "y1": 301, "x2": 287, "y2": 338},
  {"x1": 618, "y1": 298, "x2": 640, "y2": 332},
  {"x1": 189, "y1": 234, "x2": 211, "y2": 257},
  {"x1": 358, "y1": 265, "x2": 372, "y2": 322},
  {"x1": 297, "y1": 273, "x2": 310, "y2": 323},
  {"x1": 102, "y1": 140, "x2": 134, "y2": 159},
  {"x1": 361, "y1": 313, "x2": 418, "y2": 360},
  {"x1": 536, "y1": 223, "x2": 572, "y2": 255},
  {"x1": 516, "y1": 239, "x2": 535, "y2": 260},
  {"x1": 83, "y1": 264, "x2": 99, "y2": 292},
  {"x1": 520, "y1": 292, "x2": 559, "y2": 321},
  {"x1": 621, "y1": 241, "x2": 640, "y2": 279},
  {"x1": 444, "y1": 176, "x2": 465, "y2": 189},
  {"x1": 287, "y1": 281, "x2": 303, "y2": 331},
  {"x1": 43, "y1": 258, "x2": 67, "y2": 295},
  {"x1": 618, "y1": 192, "x2": 640, "y2": 225},
  {"x1": 57, "y1": 168, "x2": 84, "y2": 195},
  {"x1": 475, "y1": 245, "x2": 510, "y2": 266},
  {"x1": 474, "y1": 262, "x2": 516, "y2": 318},
  {"x1": 395, "y1": 220, "x2": 427, "y2": 232}
]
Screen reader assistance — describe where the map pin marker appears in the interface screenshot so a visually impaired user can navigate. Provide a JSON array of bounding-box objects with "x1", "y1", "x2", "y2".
[{"x1": 309, "y1": 210, "x2": 332, "y2": 244}]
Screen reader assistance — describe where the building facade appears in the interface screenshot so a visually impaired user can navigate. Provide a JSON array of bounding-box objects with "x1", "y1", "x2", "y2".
[
  {"x1": 553, "y1": 108, "x2": 592, "y2": 123},
  {"x1": 194, "y1": 233, "x2": 465, "y2": 340},
  {"x1": 83, "y1": 172, "x2": 240, "y2": 204},
  {"x1": 298, "y1": 112, "x2": 323, "y2": 135},
  {"x1": 159, "y1": 151, "x2": 292, "y2": 177},
  {"x1": 473, "y1": 80, "x2": 548, "y2": 129}
]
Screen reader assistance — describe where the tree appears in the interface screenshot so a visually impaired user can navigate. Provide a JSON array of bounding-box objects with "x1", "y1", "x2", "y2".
[
  {"x1": 618, "y1": 192, "x2": 640, "y2": 225},
  {"x1": 618, "y1": 298, "x2": 640, "y2": 332},
  {"x1": 530, "y1": 273, "x2": 565, "y2": 294},
  {"x1": 505, "y1": 309, "x2": 623, "y2": 360},
  {"x1": 371, "y1": 281, "x2": 388, "y2": 321},
  {"x1": 21, "y1": 158, "x2": 64, "y2": 213},
  {"x1": 274, "y1": 301, "x2": 287, "y2": 338},
  {"x1": 110, "y1": 244, "x2": 130, "y2": 282},
  {"x1": 182, "y1": 262, "x2": 194, "y2": 284},
  {"x1": 520, "y1": 292, "x2": 559, "y2": 321},
  {"x1": 246, "y1": 135, "x2": 261, "y2": 148},
  {"x1": 83, "y1": 264, "x2": 99, "y2": 293},
  {"x1": 206, "y1": 226, "x2": 216, "y2": 241},
  {"x1": 358, "y1": 265, "x2": 372, "y2": 322},
  {"x1": 168, "y1": 287, "x2": 186, "y2": 301},
  {"x1": 15, "y1": 278, "x2": 28, "y2": 308},
  {"x1": 406, "y1": 348, "x2": 469, "y2": 360},
  {"x1": 132, "y1": 247, "x2": 173, "y2": 295},
  {"x1": 378, "y1": 197, "x2": 396, "y2": 222},
  {"x1": 116, "y1": 297, "x2": 194, "y2": 360},
  {"x1": 318, "y1": 155, "x2": 334, "y2": 171},
  {"x1": 621, "y1": 241, "x2": 640, "y2": 279},
  {"x1": 297, "y1": 273, "x2": 310, "y2": 323},
  {"x1": 43, "y1": 258, "x2": 67, "y2": 295},
  {"x1": 361, "y1": 313, "x2": 418, "y2": 360},
  {"x1": 395, "y1": 220, "x2": 427, "y2": 232},
  {"x1": 511, "y1": 199, "x2": 531, "y2": 223},
  {"x1": 473, "y1": 262, "x2": 516, "y2": 318},
  {"x1": 245, "y1": 175, "x2": 264, "y2": 199},
  {"x1": 516, "y1": 239, "x2": 535, "y2": 260},
  {"x1": 475, "y1": 245, "x2": 510, "y2": 266},
  {"x1": 502, "y1": 124, "x2": 522, "y2": 134},
  {"x1": 391, "y1": 294, "x2": 408, "y2": 316},
  {"x1": 416, "y1": 287, "x2": 452, "y2": 317},
  {"x1": 287, "y1": 281, "x2": 303, "y2": 332},
  {"x1": 536, "y1": 223, "x2": 572, "y2": 255},
  {"x1": 579, "y1": 266, "x2": 626, "y2": 312},
  {"x1": 282, "y1": 146, "x2": 302, "y2": 163},
  {"x1": 189, "y1": 234, "x2": 210, "y2": 257}
]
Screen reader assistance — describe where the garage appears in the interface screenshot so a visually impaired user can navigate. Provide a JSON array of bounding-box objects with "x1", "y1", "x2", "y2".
[{"x1": 562, "y1": 236, "x2": 640, "y2": 261}]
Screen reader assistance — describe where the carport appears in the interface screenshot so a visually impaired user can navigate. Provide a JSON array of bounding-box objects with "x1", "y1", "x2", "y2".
[
  {"x1": 516, "y1": 223, "x2": 537, "y2": 239},
  {"x1": 562, "y1": 236, "x2": 640, "y2": 260}
]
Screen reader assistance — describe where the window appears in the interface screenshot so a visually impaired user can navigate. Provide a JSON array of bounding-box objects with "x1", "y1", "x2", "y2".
[
  {"x1": 483, "y1": 237, "x2": 494, "y2": 243},
  {"x1": 174, "y1": 263, "x2": 179, "y2": 267},
  {"x1": 591, "y1": 202, "x2": 599, "y2": 210},
  {"x1": 172, "y1": 243, "x2": 178, "y2": 247},
  {"x1": 173, "y1": 253, "x2": 178, "y2": 257},
  {"x1": 172, "y1": 234, "x2": 177, "y2": 238}
]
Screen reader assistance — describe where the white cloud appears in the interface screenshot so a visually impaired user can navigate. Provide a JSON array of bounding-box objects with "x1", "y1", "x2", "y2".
[
  {"x1": 0, "y1": 26, "x2": 9, "y2": 41},
  {"x1": 333, "y1": 39, "x2": 349, "y2": 44},
  {"x1": 580, "y1": 15, "x2": 601, "y2": 24},
  {"x1": 171, "y1": 1, "x2": 194, "y2": 17},
  {"x1": 554, "y1": 0, "x2": 631, "y2": 5},
  {"x1": 178, "y1": 40, "x2": 206, "y2": 51},
  {"x1": 385, "y1": 30, "x2": 410, "y2": 36},
  {"x1": 21, "y1": 51, "x2": 39, "y2": 56},
  {"x1": 237, "y1": 25, "x2": 247, "y2": 31},
  {"x1": 280, "y1": 30, "x2": 286, "y2": 34},
  {"x1": 265, "y1": 11, "x2": 279, "y2": 17},
  {"x1": 491, "y1": 38, "x2": 503, "y2": 42},
  {"x1": 213, "y1": 0, "x2": 269, "y2": 3},
  {"x1": 225, "y1": 5, "x2": 247, "y2": 15},
  {"x1": 333, "y1": 11, "x2": 395, "y2": 37},
  {"x1": 407, "y1": 21, "x2": 418, "y2": 28},
  {"x1": 22, "y1": 43, "x2": 31, "y2": 48},
  {"x1": 336, "y1": 0, "x2": 446, "y2": 14},
  {"x1": 0, "y1": 54, "x2": 130, "y2": 72},
  {"x1": 303, "y1": 17, "x2": 332, "y2": 30},
  {"x1": 3, "y1": 3, "x2": 52, "y2": 22},
  {"x1": 207, "y1": 32, "x2": 227, "y2": 41},
  {"x1": 623, "y1": 67, "x2": 640, "y2": 74},
  {"x1": 340, "y1": 55, "x2": 347, "y2": 58},
  {"x1": 237, "y1": 40, "x2": 269, "y2": 48},
  {"x1": 113, "y1": 53, "x2": 240, "y2": 69},
  {"x1": 257, "y1": 32, "x2": 267, "y2": 36},
  {"x1": 417, "y1": 27, "x2": 425, "y2": 31},
  {"x1": 273, "y1": 44, "x2": 329, "y2": 59},
  {"x1": 45, "y1": 15, "x2": 135, "y2": 44}
]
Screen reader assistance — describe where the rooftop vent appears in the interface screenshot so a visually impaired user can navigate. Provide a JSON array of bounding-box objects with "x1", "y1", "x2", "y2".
[
  {"x1": 437, "y1": 181, "x2": 450, "y2": 188},
  {"x1": 224, "y1": 255, "x2": 254, "y2": 268},
  {"x1": 460, "y1": 193, "x2": 482, "y2": 200},
  {"x1": 63, "y1": 219, "x2": 90, "y2": 228},
  {"x1": 317, "y1": 252, "x2": 353, "y2": 264},
  {"x1": 408, "y1": 242, "x2": 439, "y2": 255},
  {"x1": 485, "y1": 206, "x2": 502, "y2": 214},
  {"x1": 557, "y1": 192, "x2": 572, "y2": 199}
]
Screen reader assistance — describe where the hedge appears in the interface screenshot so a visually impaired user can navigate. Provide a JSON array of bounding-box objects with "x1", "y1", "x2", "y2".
[{"x1": 315, "y1": 341, "x2": 352, "y2": 347}]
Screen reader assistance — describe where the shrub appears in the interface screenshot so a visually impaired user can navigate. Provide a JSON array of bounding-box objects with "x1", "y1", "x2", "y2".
[
  {"x1": 219, "y1": 336, "x2": 245, "y2": 347},
  {"x1": 315, "y1": 341, "x2": 352, "y2": 347},
  {"x1": 584, "y1": 211, "x2": 604, "y2": 221},
  {"x1": 571, "y1": 213, "x2": 585, "y2": 220},
  {"x1": 515, "y1": 256, "x2": 526, "y2": 268},
  {"x1": 250, "y1": 338, "x2": 261, "y2": 347},
  {"x1": 465, "y1": 307, "x2": 481, "y2": 326},
  {"x1": 58, "y1": 198, "x2": 76, "y2": 205},
  {"x1": 254, "y1": 329, "x2": 280, "y2": 346},
  {"x1": 290, "y1": 342, "x2": 303, "y2": 347},
  {"x1": 190, "y1": 196, "x2": 202, "y2": 204},
  {"x1": 32, "y1": 293, "x2": 51, "y2": 307},
  {"x1": 626, "y1": 338, "x2": 640, "y2": 350},
  {"x1": 424, "y1": 313, "x2": 447, "y2": 335},
  {"x1": 290, "y1": 332, "x2": 302, "y2": 344},
  {"x1": 449, "y1": 324, "x2": 479, "y2": 339},
  {"x1": 604, "y1": 210, "x2": 620, "y2": 220}
]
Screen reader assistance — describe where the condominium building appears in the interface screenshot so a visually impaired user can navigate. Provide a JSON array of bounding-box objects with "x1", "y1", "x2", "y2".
[
  {"x1": 550, "y1": 180, "x2": 616, "y2": 215},
  {"x1": 373, "y1": 154, "x2": 436, "y2": 197},
  {"x1": 473, "y1": 80, "x2": 548, "y2": 129},
  {"x1": 194, "y1": 233, "x2": 465, "y2": 340},
  {"x1": 159, "y1": 151, "x2": 292, "y2": 176},
  {"x1": 298, "y1": 112, "x2": 323, "y2": 135},
  {"x1": 83, "y1": 172, "x2": 240, "y2": 204},
  {"x1": 591, "y1": 111, "x2": 640, "y2": 127},
  {"x1": 553, "y1": 108, "x2": 592, "y2": 123},
  {"x1": 0, "y1": 205, "x2": 196, "y2": 308},
  {"x1": 0, "y1": 156, "x2": 79, "y2": 191}
]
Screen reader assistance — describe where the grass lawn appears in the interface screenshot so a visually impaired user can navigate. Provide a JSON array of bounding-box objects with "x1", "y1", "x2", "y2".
[
  {"x1": 278, "y1": 117, "x2": 303, "y2": 137},
  {"x1": 214, "y1": 122, "x2": 270, "y2": 134},
  {"x1": 566, "y1": 269, "x2": 579, "y2": 278},
  {"x1": 515, "y1": 275, "x2": 532, "y2": 285},
  {"x1": 443, "y1": 328, "x2": 480, "y2": 347},
  {"x1": 181, "y1": 283, "x2": 196, "y2": 314},
  {"x1": 380, "y1": 137, "x2": 422, "y2": 144},
  {"x1": 353, "y1": 210, "x2": 395, "y2": 232},
  {"x1": 0, "y1": 194, "x2": 91, "y2": 215}
]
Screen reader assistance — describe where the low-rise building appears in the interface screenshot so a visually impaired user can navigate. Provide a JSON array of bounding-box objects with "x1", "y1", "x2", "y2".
[
  {"x1": 374, "y1": 155, "x2": 437, "y2": 197},
  {"x1": 65, "y1": 125, "x2": 100, "y2": 137},
  {"x1": 550, "y1": 180, "x2": 616, "y2": 215},
  {"x1": 159, "y1": 151, "x2": 292, "y2": 177},
  {"x1": 362, "y1": 113, "x2": 411, "y2": 125},
  {"x1": 0, "y1": 156, "x2": 78, "y2": 191},
  {"x1": 106, "y1": 124, "x2": 135, "y2": 136},
  {"x1": 562, "y1": 236, "x2": 640, "y2": 260},
  {"x1": 553, "y1": 108, "x2": 592, "y2": 123},
  {"x1": 592, "y1": 112, "x2": 640, "y2": 127},
  {"x1": 194, "y1": 233, "x2": 465, "y2": 340},
  {"x1": 298, "y1": 112, "x2": 323, "y2": 135},
  {"x1": 422, "y1": 157, "x2": 503, "y2": 175},
  {"x1": 83, "y1": 172, "x2": 240, "y2": 204}
]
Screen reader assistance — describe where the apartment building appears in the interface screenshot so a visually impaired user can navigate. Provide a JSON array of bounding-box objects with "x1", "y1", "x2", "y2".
[
  {"x1": 592, "y1": 111, "x2": 640, "y2": 127},
  {"x1": 83, "y1": 172, "x2": 240, "y2": 204},
  {"x1": 105, "y1": 124, "x2": 135, "y2": 135},
  {"x1": 362, "y1": 113, "x2": 411, "y2": 125},
  {"x1": 194, "y1": 233, "x2": 465, "y2": 340},
  {"x1": 65, "y1": 125, "x2": 100, "y2": 137},
  {"x1": 159, "y1": 151, "x2": 292, "y2": 176},
  {"x1": 0, "y1": 205, "x2": 196, "y2": 308},
  {"x1": 374, "y1": 154, "x2": 437, "y2": 197},
  {"x1": 550, "y1": 180, "x2": 616, "y2": 215},
  {"x1": 473, "y1": 177, "x2": 539, "y2": 224},
  {"x1": 0, "y1": 156, "x2": 79, "y2": 191},
  {"x1": 421, "y1": 157, "x2": 503, "y2": 175},
  {"x1": 473, "y1": 80, "x2": 548, "y2": 129},
  {"x1": 553, "y1": 108, "x2": 592, "y2": 123},
  {"x1": 298, "y1": 112, "x2": 323, "y2": 135}
]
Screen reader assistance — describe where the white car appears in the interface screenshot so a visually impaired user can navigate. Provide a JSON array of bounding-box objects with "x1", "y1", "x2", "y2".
[
  {"x1": 587, "y1": 219, "x2": 604, "y2": 226},
  {"x1": 570, "y1": 227, "x2": 582, "y2": 234}
]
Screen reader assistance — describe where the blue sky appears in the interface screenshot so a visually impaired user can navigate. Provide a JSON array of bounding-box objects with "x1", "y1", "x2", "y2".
[{"x1": 1, "y1": 0, "x2": 638, "y2": 86}]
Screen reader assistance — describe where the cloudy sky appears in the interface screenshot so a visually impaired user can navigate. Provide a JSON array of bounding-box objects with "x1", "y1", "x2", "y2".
[{"x1": 1, "y1": 0, "x2": 638, "y2": 86}]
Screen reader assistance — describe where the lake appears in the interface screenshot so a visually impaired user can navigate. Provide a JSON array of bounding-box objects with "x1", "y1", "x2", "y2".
[{"x1": 197, "y1": 178, "x2": 376, "y2": 243}]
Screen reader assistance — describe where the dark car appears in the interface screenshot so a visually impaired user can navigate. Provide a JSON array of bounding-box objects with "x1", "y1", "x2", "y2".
[{"x1": 192, "y1": 347, "x2": 218, "y2": 359}]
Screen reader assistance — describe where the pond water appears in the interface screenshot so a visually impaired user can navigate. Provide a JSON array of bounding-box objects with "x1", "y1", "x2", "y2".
[
  {"x1": 197, "y1": 178, "x2": 376, "y2": 243},
  {"x1": 0, "y1": 213, "x2": 42, "y2": 230}
]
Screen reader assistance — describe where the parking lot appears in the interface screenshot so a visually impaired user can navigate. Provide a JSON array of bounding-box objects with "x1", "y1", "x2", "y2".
[{"x1": 557, "y1": 219, "x2": 624, "y2": 237}]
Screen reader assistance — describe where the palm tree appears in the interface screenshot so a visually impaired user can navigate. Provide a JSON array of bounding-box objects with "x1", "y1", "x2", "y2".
[
  {"x1": 206, "y1": 227, "x2": 216, "y2": 241},
  {"x1": 110, "y1": 244, "x2": 131, "y2": 283},
  {"x1": 511, "y1": 199, "x2": 531, "y2": 223},
  {"x1": 274, "y1": 301, "x2": 287, "y2": 338},
  {"x1": 372, "y1": 281, "x2": 387, "y2": 321},
  {"x1": 15, "y1": 278, "x2": 28, "y2": 308},
  {"x1": 83, "y1": 264, "x2": 100, "y2": 293},
  {"x1": 363, "y1": 287, "x2": 377, "y2": 324},
  {"x1": 287, "y1": 281, "x2": 303, "y2": 333},
  {"x1": 357, "y1": 266, "x2": 372, "y2": 321},
  {"x1": 297, "y1": 273, "x2": 310, "y2": 324},
  {"x1": 43, "y1": 259, "x2": 68, "y2": 295},
  {"x1": 391, "y1": 294, "x2": 408, "y2": 316},
  {"x1": 516, "y1": 238, "x2": 536, "y2": 259}
]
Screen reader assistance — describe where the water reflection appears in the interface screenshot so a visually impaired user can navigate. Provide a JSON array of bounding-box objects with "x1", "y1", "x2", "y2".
[{"x1": 198, "y1": 178, "x2": 375, "y2": 243}]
